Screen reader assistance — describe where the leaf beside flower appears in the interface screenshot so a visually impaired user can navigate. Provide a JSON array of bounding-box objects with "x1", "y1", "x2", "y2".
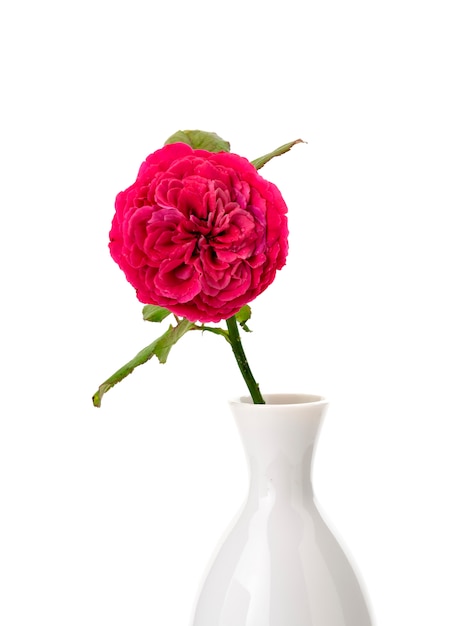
[{"x1": 251, "y1": 138, "x2": 305, "y2": 170}]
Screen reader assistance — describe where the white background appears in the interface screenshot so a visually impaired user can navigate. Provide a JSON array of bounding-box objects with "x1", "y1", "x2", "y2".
[{"x1": 1, "y1": 0, "x2": 468, "y2": 624}]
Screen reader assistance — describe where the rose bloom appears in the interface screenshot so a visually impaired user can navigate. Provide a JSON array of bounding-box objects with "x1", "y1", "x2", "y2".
[{"x1": 109, "y1": 142, "x2": 288, "y2": 323}]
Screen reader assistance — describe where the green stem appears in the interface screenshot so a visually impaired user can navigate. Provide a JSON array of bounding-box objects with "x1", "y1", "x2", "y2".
[{"x1": 226, "y1": 316, "x2": 265, "y2": 404}]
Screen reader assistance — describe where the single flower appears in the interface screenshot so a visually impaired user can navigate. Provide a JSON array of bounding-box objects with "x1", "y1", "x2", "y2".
[
  {"x1": 109, "y1": 142, "x2": 289, "y2": 323},
  {"x1": 93, "y1": 132, "x2": 304, "y2": 407}
]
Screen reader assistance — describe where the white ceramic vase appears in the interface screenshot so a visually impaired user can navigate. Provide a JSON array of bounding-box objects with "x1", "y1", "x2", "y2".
[{"x1": 191, "y1": 393, "x2": 373, "y2": 626}]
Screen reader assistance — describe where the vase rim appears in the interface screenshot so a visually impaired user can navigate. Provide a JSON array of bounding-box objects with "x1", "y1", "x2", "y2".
[{"x1": 229, "y1": 393, "x2": 327, "y2": 407}]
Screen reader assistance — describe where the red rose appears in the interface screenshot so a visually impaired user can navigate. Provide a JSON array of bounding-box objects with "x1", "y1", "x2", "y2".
[{"x1": 109, "y1": 142, "x2": 288, "y2": 323}]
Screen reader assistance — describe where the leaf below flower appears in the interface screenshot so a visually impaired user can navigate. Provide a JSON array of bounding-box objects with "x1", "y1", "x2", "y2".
[
  {"x1": 152, "y1": 318, "x2": 193, "y2": 363},
  {"x1": 236, "y1": 305, "x2": 251, "y2": 324},
  {"x1": 92, "y1": 318, "x2": 193, "y2": 407},
  {"x1": 236, "y1": 305, "x2": 252, "y2": 332},
  {"x1": 142, "y1": 304, "x2": 172, "y2": 323}
]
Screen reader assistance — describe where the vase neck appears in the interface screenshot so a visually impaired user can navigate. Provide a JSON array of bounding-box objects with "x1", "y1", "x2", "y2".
[
  {"x1": 247, "y1": 445, "x2": 316, "y2": 504},
  {"x1": 229, "y1": 395, "x2": 328, "y2": 503}
]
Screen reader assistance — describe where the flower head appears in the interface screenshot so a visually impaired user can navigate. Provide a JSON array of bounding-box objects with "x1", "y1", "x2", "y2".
[{"x1": 109, "y1": 142, "x2": 288, "y2": 322}]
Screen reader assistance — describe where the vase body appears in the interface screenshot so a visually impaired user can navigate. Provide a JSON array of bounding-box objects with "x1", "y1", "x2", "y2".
[{"x1": 191, "y1": 394, "x2": 373, "y2": 626}]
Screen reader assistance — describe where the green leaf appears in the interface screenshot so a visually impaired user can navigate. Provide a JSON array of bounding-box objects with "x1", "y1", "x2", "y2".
[
  {"x1": 152, "y1": 318, "x2": 193, "y2": 364},
  {"x1": 142, "y1": 304, "x2": 172, "y2": 323},
  {"x1": 235, "y1": 305, "x2": 251, "y2": 325},
  {"x1": 92, "y1": 319, "x2": 193, "y2": 407},
  {"x1": 164, "y1": 130, "x2": 230, "y2": 153},
  {"x1": 250, "y1": 138, "x2": 305, "y2": 170},
  {"x1": 197, "y1": 325, "x2": 230, "y2": 342},
  {"x1": 236, "y1": 305, "x2": 252, "y2": 332}
]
